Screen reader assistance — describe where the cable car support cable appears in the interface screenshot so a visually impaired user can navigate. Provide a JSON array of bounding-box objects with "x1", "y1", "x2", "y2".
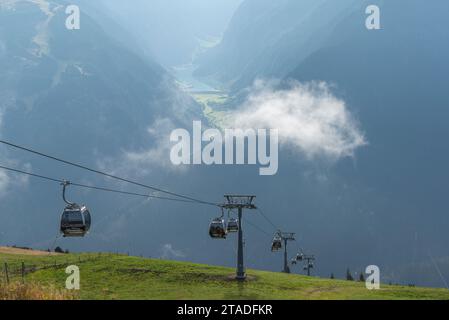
[
  {"x1": 0, "y1": 139, "x2": 218, "y2": 207},
  {"x1": 0, "y1": 164, "x2": 202, "y2": 204}
]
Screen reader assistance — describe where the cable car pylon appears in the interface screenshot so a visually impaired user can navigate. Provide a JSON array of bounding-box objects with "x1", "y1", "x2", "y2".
[
  {"x1": 302, "y1": 254, "x2": 315, "y2": 276},
  {"x1": 220, "y1": 195, "x2": 256, "y2": 281},
  {"x1": 271, "y1": 231, "x2": 296, "y2": 273}
]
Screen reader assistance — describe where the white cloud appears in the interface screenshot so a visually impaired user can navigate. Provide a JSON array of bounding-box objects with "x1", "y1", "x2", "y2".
[
  {"x1": 0, "y1": 170, "x2": 10, "y2": 195},
  {"x1": 124, "y1": 118, "x2": 181, "y2": 173},
  {"x1": 0, "y1": 160, "x2": 31, "y2": 198},
  {"x1": 0, "y1": 91, "x2": 27, "y2": 196},
  {"x1": 100, "y1": 81, "x2": 365, "y2": 178},
  {"x1": 231, "y1": 80, "x2": 366, "y2": 160},
  {"x1": 96, "y1": 118, "x2": 186, "y2": 178},
  {"x1": 160, "y1": 243, "x2": 186, "y2": 260}
]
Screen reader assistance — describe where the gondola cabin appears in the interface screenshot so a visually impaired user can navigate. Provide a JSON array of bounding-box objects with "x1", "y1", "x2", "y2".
[
  {"x1": 60, "y1": 204, "x2": 91, "y2": 237},
  {"x1": 271, "y1": 235, "x2": 282, "y2": 252},
  {"x1": 296, "y1": 253, "x2": 304, "y2": 261},
  {"x1": 209, "y1": 218, "x2": 227, "y2": 239},
  {"x1": 226, "y1": 218, "x2": 239, "y2": 233}
]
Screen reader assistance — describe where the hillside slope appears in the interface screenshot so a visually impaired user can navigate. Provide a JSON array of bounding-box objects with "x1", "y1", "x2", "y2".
[
  {"x1": 1, "y1": 249, "x2": 448, "y2": 300},
  {"x1": 194, "y1": 0, "x2": 361, "y2": 91}
]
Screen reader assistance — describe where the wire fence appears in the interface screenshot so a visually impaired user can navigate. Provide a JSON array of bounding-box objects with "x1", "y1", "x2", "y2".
[{"x1": 0, "y1": 253, "x2": 109, "y2": 285}]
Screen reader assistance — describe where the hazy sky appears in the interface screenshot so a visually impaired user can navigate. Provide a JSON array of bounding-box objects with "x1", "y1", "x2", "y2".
[{"x1": 99, "y1": 0, "x2": 243, "y2": 66}]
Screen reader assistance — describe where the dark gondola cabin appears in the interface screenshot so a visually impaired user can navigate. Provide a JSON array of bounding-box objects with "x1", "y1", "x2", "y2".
[
  {"x1": 271, "y1": 235, "x2": 282, "y2": 252},
  {"x1": 226, "y1": 218, "x2": 239, "y2": 233},
  {"x1": 60, "y1": 204, "x2": 91, "y2": 237},
  {"x1": 209, "y1": 218, "x2": 227, "y2": 239}
]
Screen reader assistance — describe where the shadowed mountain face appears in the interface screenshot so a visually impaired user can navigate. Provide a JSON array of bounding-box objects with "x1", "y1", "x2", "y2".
[
  {"x1": 0, "y1": 1, "x2": 205, "y2": 247},
  {"x1": 289, "y1": 0, "x2": 449, "y2": 277},
  {"x1": 194, "y1": 0, "x2": 362, "y2": 91},
  {"x1": 193, "y1": 0, "x2": 449, "y2": 287},
  {"x1": 0, "y1": 0, "x2": 201, "y2": 155}
]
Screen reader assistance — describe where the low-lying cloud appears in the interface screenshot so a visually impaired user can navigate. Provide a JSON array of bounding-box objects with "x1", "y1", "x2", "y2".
[
  {"x1": 124, "y1": 118, "x2": 180, "y2": 173},
  {"x1": 160, "y1": 243, "x2": 186, "y2": 260},
  {"x1": 231, "y1": 80, "x2": 366, "y2": 160},
  {"x1": 97, "y1": 118, "x2": 186, "y2": 178},
  {"x1": 0, "y1": 169, "x2": 10, "y2": 195},
  {"x1": 113, "y1": 81, "x2": 365, "y2": 176},
  {"x1": 0, "y1": 160, "x2": 30, "y2": 197}
]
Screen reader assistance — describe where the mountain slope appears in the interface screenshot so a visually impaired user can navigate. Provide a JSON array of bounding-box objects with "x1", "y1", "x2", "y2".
[
  {"x1": 288, "y1": 0, "x2": 449, "y2": 281},
  {"x1": 0, "y1": 0, "x2": 200, "y2": 154},
  {"x1": 1, "y1": 249, "x2": 449, "y2": 300},
  {"x1": 0, "y1": 0, "x2": 203, "y2": 245},
  {"x1": 194, "y1": 0, "x2": 361, "y2": 91},
  {"x1": 92, "y1": 0, "x2": 243, "y2": 67}
]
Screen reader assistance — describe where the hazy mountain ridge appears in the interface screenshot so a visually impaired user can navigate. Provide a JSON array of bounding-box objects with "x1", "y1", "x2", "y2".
[
  {"x1": 0, "y1": 0, "x2": 201, "y2": 154},
  {"x1": 92, "y1": 0, "x2": 243, "y2": 67},
  {"x1": 194, "y1": 0, "x2": 363, "y2": 91}
]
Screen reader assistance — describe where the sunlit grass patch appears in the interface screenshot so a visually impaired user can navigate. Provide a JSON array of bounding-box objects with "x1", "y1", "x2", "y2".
[{"x1": 0, "y1": 282, "x2": 75, "y2": 300}]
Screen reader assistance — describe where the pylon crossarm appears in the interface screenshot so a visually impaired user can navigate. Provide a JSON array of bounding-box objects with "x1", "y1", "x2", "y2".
[
  {"x1": 224, "y1": 195, "x2": 256, "y2": 207},
  {"x1": 280, "y1": 232, "x2": 296, "y2": 241}
]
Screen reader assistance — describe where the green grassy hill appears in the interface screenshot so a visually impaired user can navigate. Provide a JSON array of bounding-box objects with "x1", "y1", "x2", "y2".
[{"x1": 1, "y1": 248, "x2": 449, "y2": 300}]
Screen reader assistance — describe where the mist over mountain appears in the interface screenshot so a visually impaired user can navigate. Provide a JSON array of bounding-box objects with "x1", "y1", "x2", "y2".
[
  {"x1": 93, "y1": 0, "x2": 243, "y2": 67},
  {"x1": 0, "y1": 0, "x2": 202, "y2": 150},
  {"x1": 194, "y1": 0, "x2": 362, "y2": 91}
]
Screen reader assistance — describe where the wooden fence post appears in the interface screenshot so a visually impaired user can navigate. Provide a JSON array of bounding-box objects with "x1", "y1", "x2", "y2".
[
  {"x1": 21, "y1": 262, "x2": 25, "y2": 284},
  {"x1": 4, "y1": 262, "x2": 9, "y2": 284}
]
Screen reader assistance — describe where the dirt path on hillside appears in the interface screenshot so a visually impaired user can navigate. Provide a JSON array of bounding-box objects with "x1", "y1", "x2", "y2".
[{"x1": 0, "y1": 247, "x2": 61, "y2": 256}]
